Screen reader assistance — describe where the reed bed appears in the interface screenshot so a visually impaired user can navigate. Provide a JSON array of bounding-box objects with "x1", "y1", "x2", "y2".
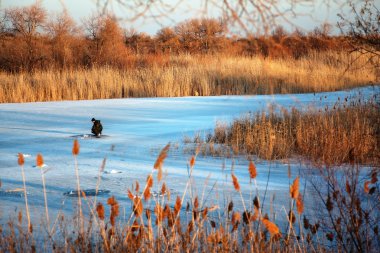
[
  {"x1": 189, "y1": 93, "x2": 380, "y2": 166},
  {"x1": 0, "y1": 51, "x2": 377, "y2": 103},
  {"x1": 1, "y1": 141, "x2": 379, "y2": 252}
]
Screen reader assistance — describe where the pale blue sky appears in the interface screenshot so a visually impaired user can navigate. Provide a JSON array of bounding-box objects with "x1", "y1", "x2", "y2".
[{"x1": 1, "y1": 0, "x2": 350, "y2": 35}]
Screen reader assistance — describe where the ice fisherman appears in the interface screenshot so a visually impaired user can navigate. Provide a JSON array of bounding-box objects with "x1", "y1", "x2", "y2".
[{"x1": 91, "y1": 118, "x2": 103, "y2": 137}]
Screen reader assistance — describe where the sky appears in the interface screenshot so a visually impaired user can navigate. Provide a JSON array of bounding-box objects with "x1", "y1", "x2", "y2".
[{"x1": 1, "y1": 0, "x2": 352, "y2": 35}]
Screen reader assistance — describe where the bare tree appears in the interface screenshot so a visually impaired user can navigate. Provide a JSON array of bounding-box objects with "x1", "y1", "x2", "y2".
[
  {"x1": 5, "y1": 4, "x2": 47, "y2": 72},
  {"x1": 83, "y1": 14, "x2": 128, "y2": 66},
  {"x1": 125, "y1": 29, "x2": 154, "y2": 54},
  {"x1": 175, "y1": 18, "x2": 226, "y2": 53},
  {"x1": 156, "y1": 27, "x2": 179, "y2": 53},
  {"x1": 46, "y1": 11, "x2": 77, "y2": 68},
  {"x1": 338, "y1": 0, "x2": 380, "y2": 77},
  {"x1": 90, "y1": 0, "x2": 355, "y2": 35}
]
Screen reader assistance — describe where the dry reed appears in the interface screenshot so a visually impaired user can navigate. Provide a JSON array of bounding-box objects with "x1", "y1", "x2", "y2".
[
  {"x1": 18, "y1": 153, "x2": 31, "y2": 233},
  {"x1": 290, "y1": 176, "x2": 300, "y2": 199},
  {"x1": 72, "y1": 139, "x2": 80, "y2": 155},
  {"x1": 262, "y1": 218, "x2": 281, "y2": 237},
  {"x1": 195, "y1": 95, "x2": 380, "y2": 166},
  {"x1": 72, "y1": 139, "x2": 83, "y2": 235},
  {"x1": 3, "y1": 133, "x2": 378, "y2": 252},
  {"x1": 296, "y1": 193, "x2": 304, "y2": 214},
  {"x1": 96, "y1": 203, "x2": 105, "y2": 221},
  {"x1": 0, "y1": 52, "x2": 376, "y2": 103},
  {"x1": 248, "y1": 160, "x2": 257, "y2": 180},
  {"x1": 231, "y1": 174, "x2": 241, "y2": 192},
  {"x1": 36, "y1": 153, "x2": 50, "y2": 228}
]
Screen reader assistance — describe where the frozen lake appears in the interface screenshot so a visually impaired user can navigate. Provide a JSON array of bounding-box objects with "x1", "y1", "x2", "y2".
[{"x1": 0, "y1": 87, "x2": 378, "y2": 228}]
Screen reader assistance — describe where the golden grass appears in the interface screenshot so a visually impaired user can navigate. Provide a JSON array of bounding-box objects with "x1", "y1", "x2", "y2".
[
  {"x1": 1, "y1": 141, "x2": 379, "y2": 252},
  {"x1": 0, "y1": 51, "x2": 377, "y2": 103},
  {"x1": 196, "y1": 94, "x2": 380, "y2": 166}
]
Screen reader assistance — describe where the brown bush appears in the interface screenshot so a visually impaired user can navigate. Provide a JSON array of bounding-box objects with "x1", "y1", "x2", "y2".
[{"x1": 199, "y1": 95, "x2": 380, "y2": 166}]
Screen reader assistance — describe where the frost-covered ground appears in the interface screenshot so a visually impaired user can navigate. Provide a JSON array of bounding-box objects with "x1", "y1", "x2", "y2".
[{"x1": 0, "y1": 87, "x2": 378, "y2": 228}]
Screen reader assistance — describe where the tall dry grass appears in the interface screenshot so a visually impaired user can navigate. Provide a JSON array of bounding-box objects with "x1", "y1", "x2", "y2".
[
  {"x1": 2, "y1": 140, "x2": 379, "y2": 252},
  {"x1": 192, "y1": 94, "x2": 380, "y2": 166},
  {"x1": 0, "y1": 51, "x2": 377, "y2": 103}
]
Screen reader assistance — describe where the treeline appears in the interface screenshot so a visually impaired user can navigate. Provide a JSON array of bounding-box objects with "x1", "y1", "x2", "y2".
[{"x1": 0, "y1": 4, "x2": 348, "y2": 72}]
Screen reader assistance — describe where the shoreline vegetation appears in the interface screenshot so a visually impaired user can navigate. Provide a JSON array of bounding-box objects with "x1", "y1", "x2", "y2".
[
  {"x1": 0, "y1": 4, "x2": 378, "y2": 103},
  {"x1": 0, "y1": 52, "x2": 378, "y2": 103},
  {"x1": 186, "y1": 93, "x2": 380, "y2": 167}
]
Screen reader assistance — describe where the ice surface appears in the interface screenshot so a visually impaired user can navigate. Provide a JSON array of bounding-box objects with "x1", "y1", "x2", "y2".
[
  {"x1": 0, "y1": 86, "x2": 378, "y2": 225},
  {"x1": 63, "y1": 189, "x2": 110, "y2": 197}
]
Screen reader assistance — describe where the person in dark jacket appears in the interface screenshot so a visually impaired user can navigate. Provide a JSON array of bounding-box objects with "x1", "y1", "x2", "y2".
[{"x1": 91, "y1": 118, "x2": 103, "y2": 137}]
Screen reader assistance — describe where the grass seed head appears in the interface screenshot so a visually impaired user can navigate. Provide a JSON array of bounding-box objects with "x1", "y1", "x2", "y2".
[
  {"x1": 288, "y1": 210, "x2": 296, "y2": 224},
  {"x1": 36, "y1": 153, "x2": 44, "y2": 167},
  {"x1": 18, "y1": 211, "x2": 22, "y2": 224},
  {"x1": 127, "y1": 189, "x2": 134, "y2": 200},
  {"x1": 364, "y1": 181, "x2": 370, "y2": 194},
  {"x1": 146, "y1": 174, "x2": 153, "y2": 188},
  {"x1": 72, "y1": 139, "x2": 80, "y2": 155},
  {"x1": 107, "y1": 196, "x2": 120, "y2": 226},
  {"x1": 296, "y1": 193, "x2": 304, "y2": 214},
  {"x1": 228, "y1": 201, "x2": 233, "y2": 213},
  {"x1": 154, "y1": 143, "x2": 170, "y2": 170},
  {"x1": 96, "y1": 203, "x2": 105, "y2": 220},
  {"x1": 157, "y1": 167, "x2": 163, "y2": 182},
  {"x1": 189, "y1": 155, "x2": 195, "y2": 167},
  {"x1": 135, "y1": 181, "x2": 140, "y2": 192},
  {"x1": 163, "y1": 204, "x2": 171, "y2": 219},
  {"x1": 202, "y1": 207, "x2": 208, "y2": 219},
  {"x1": 143, "y1": 187, "x2": 151, "y2": 201},
  {"x1": 187, "y1": 221, "x2": 194, "y2": 233},
  {"x1": 161, "y1": 183, "x2": 167, "y2": 195},
  {"x1": 232, "y1": 212, "x2": 241, "y2": 225},
  {"x1": 249, "y1": 160, "x2": 257, "y2": 179},
  {"x1": 194, "y1": 196, "x2": 199, "y2": 210},
  {"x1": 253, "y1": 196, "x2": 260, "y2": 210},
  {"x1": 18, "y1": 153, "x2": 25, "y2": 166},
  {"x1": 290, "y1": 176, "x2": 300, "y2": 199},
  {"x1": 231, "y1": 173, "x2": 241, "y2": 192},
  {"x1": 133, "y1": 197, "x2": 143, "y2": 217},
  {"x1": 243, "y1": 211, "x2": 250, "y2": 224},
  {"x1": 174, "y1": 196, "x2": 181, "y2": 216},
  {"x1": 107, "y1": 196, "x2": 117, "y2": 206},
  {"x1": 262, "y1": 218, "x2": 281, "y2": 236}
]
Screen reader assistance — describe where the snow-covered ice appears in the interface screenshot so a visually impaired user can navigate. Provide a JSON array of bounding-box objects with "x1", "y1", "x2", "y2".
[{"x1": 0, "y1": 86, "x2": 378, "y2": 225}]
